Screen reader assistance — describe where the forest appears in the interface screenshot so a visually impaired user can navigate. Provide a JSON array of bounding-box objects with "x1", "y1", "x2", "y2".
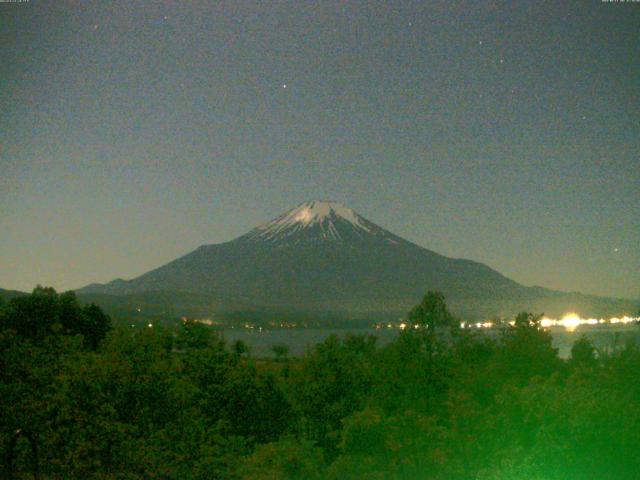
[{"x1": 2, "y1": 287, "x2": 640, "y2": 479}]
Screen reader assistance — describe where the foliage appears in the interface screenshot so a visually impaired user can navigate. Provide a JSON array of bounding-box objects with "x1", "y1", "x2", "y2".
[
  {"x1": 407, "y1": 290, "x2": 457, "y2": 330},
  {"x1": 237, "y1": 438, "x2": 323, "y2": 480},
  {"x1": 0, "y1": 286, "x2": 111, "y2": 349},
  {"x1": 288, "y1": 334, "x2": 377, "y2": 455},
  {"x1": 569, "y1": 335, "x2": 598, "y2": 369},
  {"x1": 1, "y1": 288, "x2": 639, "y2": 478}
]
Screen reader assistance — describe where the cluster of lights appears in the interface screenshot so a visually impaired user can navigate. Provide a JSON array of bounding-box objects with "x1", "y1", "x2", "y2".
[
  {"x1": 539, "y1": 313, "x2": 638, "y2": 332},
  {"x1": 462, "y1": 313, "x2": 639, "y2": 332},
  {"x1": 181, "y1": 317, "x2": 224, "y2": 327},
  {"x1": 398, "y1": 322, "x2": 422, "y2": 330},
  {"x1": 461, "y1": 321, "x2": 496, "y2": 329},
  {"x1": 378, "y1": 315, "x2": 639, "y2": 333}
]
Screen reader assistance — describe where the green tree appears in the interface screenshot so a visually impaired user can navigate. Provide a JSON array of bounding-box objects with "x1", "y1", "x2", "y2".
[
  {"x1": 570, "y1": 335, "x2": 597, "y2": 369},
  {"x1": 329, "y1": 407, "x2": 446, "y2": 479},
  {"x1": 408, "y1": 290, "x2": 457, "y2": 330},
  {"x1": 0, "y1": 286, "x2": 111, "y2": 350},
  {"x1": 233, "y1": 339, "x2": 249, "y2": 358},
  {"x1": 238, "y1": 438, "x2": 323, "y2": 480},
  {"x1": 495, "y1": 312, "x2": 560, "y2": 386},
  {"x1": 290, "y1": 334, "x2": 376, "y2": 454},
  {"x1": 272, "y1": 344, "x2": 289, "y2": 363}
]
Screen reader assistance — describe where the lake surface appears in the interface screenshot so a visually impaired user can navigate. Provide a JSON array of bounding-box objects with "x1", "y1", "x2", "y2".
[{"x1": 220, "y1": 324, "x2": 640, "y2": 359}]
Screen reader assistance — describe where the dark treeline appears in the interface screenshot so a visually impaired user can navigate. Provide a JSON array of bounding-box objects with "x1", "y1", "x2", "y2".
[{"x1": 2, "y1": 288, "x2": 640, "y2": 479}]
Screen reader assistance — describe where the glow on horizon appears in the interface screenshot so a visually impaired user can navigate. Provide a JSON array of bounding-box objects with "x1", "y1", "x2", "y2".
[
  {"x1": 463, "y1": 314, "x2": 639, "y2": 332},
  {"x1": 539, "y1": 313, "x2": 638, "y2": 332}
]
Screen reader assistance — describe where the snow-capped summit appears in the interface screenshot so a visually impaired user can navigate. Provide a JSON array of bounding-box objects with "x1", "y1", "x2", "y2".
[
  {"x1": 275, "y1": 201, "x2": 365, "y2": 228},
  {"x1": 241, "y1": 200, "x2": 399, "y2": 245},
  {"x1": 77, "y1": 199, "x2": 633, "y2": 321}
]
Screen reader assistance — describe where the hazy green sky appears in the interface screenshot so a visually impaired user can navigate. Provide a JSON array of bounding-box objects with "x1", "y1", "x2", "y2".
[{"x1": 1, "y1": 1, "x2": 638, "y2": 299}]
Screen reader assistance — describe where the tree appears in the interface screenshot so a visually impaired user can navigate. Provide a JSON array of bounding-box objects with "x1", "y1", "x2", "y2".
[
  {"x1": 176, "y1": 319, "x2": 221, "y2": 350},
  {"x1": 272, "y1": 344, "x2": 289, "y2": 363},
  {"x1": 408, "y1": 291, "x2": 457, "y2": 330},
  {"x1": 329, "y1": 407, "x2": 446, "y2": 479},
  {"x1": 80, "y1": 303, "x2": 112, "y2": 350},
  {"x1": 0, "y1": 287, "x2": 111, "y2": 349},
  {"x1": 570, "y1": 336, "x2": 597, "y2": 369},
  {"x1": 0, "y1": 286, "x2": 59, "y2": 341},
  {"x1": 238, "y1": 438, "x2": 323, "y2": 480},
  {"x1": 496, "y1": 312, "x2": 560, "y2": 386},
  {"x1": 233, "y1": 339, "x2": 249, "y2": 358},
  {"x1": 290, "y1": 335, "x2": 376, "y2": 454}
]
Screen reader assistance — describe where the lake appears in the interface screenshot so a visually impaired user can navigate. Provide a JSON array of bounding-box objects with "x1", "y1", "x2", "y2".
[{"x1": 220, "y1": 324, "x2": 640, "y2": 359}]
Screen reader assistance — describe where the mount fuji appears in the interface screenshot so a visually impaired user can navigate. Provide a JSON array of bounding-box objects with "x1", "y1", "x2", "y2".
[{"x1": 78, "y1": 201, "x2": 636, "y2": 320}]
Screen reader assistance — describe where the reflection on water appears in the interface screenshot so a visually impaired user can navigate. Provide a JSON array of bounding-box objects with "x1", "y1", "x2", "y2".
[
  {"x1": 549, "y1": 324, "x2": 640, "y2": 358},
  {"x1": 220, "y1": 322, "x2": 640, "y2": 359}
]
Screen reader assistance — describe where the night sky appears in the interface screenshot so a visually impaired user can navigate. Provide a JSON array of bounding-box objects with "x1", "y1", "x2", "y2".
[{"x1": 1, "y1": 1, "x2": 638, "y2": 299}]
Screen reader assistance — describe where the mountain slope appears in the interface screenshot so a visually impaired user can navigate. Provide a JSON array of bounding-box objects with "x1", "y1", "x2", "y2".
[
  {"x1": 0, "y1": 288, "x2": 28, "y2": 301},
  {"x1": 79, "y1": 201, "x2": 637, "y2": 319}
]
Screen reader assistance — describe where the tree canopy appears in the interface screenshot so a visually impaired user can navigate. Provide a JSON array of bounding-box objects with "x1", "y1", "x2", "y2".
[
  {"x1": 1, "y1": 287, "x2": 639, "y2": 479},
  {"x1": 407, "y1": 290, "x2": 457, "y2": 330},
  {"x1": 0, "y1": 286, "x2": 111, "y2": 349}
]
